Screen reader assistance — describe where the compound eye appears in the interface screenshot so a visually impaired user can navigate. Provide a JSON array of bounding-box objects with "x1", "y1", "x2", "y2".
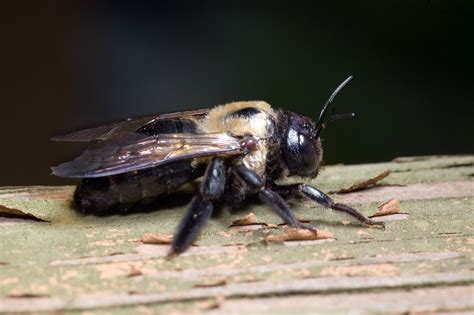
[{"x1": 298, "y1": 133, "x2": 318, "y2": 174}]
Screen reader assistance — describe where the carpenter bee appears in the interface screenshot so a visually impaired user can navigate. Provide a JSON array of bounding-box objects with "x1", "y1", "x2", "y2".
[{"x1": 52, "y1": 75, "x2": 384, "y2": 257}]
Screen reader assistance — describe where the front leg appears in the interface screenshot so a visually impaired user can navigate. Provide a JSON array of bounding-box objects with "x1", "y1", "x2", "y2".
[
  {"x1": 234, "y1": 166, "x2": 316, "y2": 231},
  {"x1": 274, "y1": 183, "x2": 384, "y2": 228},
  {"x1": 168, "y1": 158, "x2": 226, "y2": 258}
]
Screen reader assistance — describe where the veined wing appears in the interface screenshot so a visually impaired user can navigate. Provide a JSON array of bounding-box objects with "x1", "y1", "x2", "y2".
[
  {"x1": 52, "y1": 132, "x2": 242, "y2": 178},
  {"x1": 52, "y1": 108, "x2": 210, "y2": 142}
]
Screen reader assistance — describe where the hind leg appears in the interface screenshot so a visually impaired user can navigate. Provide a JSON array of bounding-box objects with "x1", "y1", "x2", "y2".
[{"x1": 168, "y1": 158, "x2": 226, "y2": 257}]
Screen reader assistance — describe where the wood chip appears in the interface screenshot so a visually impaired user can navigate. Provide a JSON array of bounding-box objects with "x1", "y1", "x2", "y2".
[
  {"x1": 195, "y1": 295, "x2": 225, "y2": 311},
  {"x1": 230, "y1": 212, "x2": 256, "y2": 226},
  {"x1": 141, "y1": 233, "x2": 173, "y2": 245},
  {"x1": 127, "y1": 266, "x2": 143, "y2": 277},
  {"x1": 0, "y1": 186, "x2": 74, "y2": 221},
  {"x1": 193, "y1": 279, "x2": 227, "y2": 288},
  {"x1": 331, "y1": 170, "x2": 391, "y2": 194},
  {"x1": 265, "y1": 227, "x2": 334, "y2": 242},
  {"x1": 369, "y1": 199, "x2": 402, "y2": 218},
  {"x1": 8, "y1": 293, "x2": 50, "y2": 298}
]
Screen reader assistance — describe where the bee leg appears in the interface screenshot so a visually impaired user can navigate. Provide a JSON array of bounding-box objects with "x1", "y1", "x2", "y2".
[
  {"x1": 168, "y1": 158, "x2": 226, "y2": 258},
  {"x1": 276, "y1": 183, "x2": 384, "y2": 228},
  {"x1": 301, "y1": 185, "x2": 384, "y2": 227},
  {"x1": 267, "y1": 182, "x2": 302, "y2": 199},
  {"x1": 234, "y1": 166, "x2": 316, "y2": 231}
]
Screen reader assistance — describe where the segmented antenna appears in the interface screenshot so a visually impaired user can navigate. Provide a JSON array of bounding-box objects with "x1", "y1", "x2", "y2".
[
  {"x1": 316, "y1": 75, "x2": 353, "y2": 129},
  {"x1": 314, "y1": 113, "x2": 355, "y2": 139},
  {"x1": 314, "y1": 75, "x2": 355, "y2": 139}
]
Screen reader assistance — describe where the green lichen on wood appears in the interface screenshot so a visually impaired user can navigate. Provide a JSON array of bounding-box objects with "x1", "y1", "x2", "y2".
[{"x1": 0, "y1": 155, "x2": 473, "y2": 313}]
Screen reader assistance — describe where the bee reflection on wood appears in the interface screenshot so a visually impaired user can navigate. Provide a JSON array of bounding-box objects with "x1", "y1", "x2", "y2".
[{"x1": 52, "y1": 75, "x2": 384, "y2": 257}]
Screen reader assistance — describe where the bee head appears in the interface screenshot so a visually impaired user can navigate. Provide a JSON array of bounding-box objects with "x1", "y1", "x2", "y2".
[
  {"x1": 282, "y1": 113, "x2": 323, "y2": 178},
  {"x1": 282, "y1": 75, "x2": 355, "y2": 178}
]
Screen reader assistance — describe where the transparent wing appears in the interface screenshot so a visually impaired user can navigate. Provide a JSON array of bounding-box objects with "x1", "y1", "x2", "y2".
[
  {"x1": 52, "y1": 132, "x2": 242, "y2": 178},
  {"x1": 52, "y1": 108, "x2": 210, "y2": 142}
]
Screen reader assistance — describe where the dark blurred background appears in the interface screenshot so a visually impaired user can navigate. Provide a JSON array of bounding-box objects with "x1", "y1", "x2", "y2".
[{"x1": 2, "y1": 1, "x2": 473, "y2": 185}]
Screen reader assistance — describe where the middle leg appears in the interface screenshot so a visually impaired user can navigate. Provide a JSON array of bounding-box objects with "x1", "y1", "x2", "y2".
[{"x1": 234, "y1": 166, "x2": 316, "y2": 231}]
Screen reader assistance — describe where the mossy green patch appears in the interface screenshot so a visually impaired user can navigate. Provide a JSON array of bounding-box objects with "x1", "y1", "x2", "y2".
[{"x1": 0, "y1": 155, "x2": 473, "y2": 312}]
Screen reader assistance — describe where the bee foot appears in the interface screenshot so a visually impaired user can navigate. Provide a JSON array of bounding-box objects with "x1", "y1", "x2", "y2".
[
  {"x1": 296, "y1": 222, "x2": 318, "y2": 233},
  {"x1": 366, "y1": 220, "x2": 385, "y2": 230}
]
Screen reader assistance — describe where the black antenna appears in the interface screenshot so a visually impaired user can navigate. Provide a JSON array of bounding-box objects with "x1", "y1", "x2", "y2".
[
  {"x1": 316, "y1": 75, "x2": 354, "y2": 130},
  {"x1": 314, "y1": 112, "x2": 355, "y2": 139}
]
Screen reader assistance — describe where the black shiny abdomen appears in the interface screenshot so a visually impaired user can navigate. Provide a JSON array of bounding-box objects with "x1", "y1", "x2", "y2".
[
  {"x1": 74, "y1": 161, "x2": 205, "y2": 214},
  {"x1": 73, "y1": 117, "x2": 205, "y2": 214}
]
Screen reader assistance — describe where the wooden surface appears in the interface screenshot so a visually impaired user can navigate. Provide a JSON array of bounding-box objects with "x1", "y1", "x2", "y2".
[{"x1": 0, "y1": 155, "x2": 473, "y2": 314}]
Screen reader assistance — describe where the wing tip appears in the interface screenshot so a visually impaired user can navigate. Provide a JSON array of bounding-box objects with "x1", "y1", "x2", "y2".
[
  {"x1": 51, "y1": 161, "x2": 92, "y2": 178},
  {"x1": 51, "y1": 134, "x2": 92, "y2": 142},
  {"x1": 51, "y1": 164, "x2": 76, "y2": 178},
  {"x1": 51, "y1": 135, "x2": 68, "y2": 142}
]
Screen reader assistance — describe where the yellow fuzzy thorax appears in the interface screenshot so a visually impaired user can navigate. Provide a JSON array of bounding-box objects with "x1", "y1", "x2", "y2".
[
  {"x1": 204, "y1": 101, "x2": 275, "y2": 138},
  {"x1": 202, "y1": 101, "x2": 276, "y2": 177}
]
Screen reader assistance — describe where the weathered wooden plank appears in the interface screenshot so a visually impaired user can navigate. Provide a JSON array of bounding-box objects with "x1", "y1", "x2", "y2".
[
  {"x1": 0, "y1": 272, "x2": 472, "y2": 312},
  {"x1": 206, "y1": 285, "x2": 474, "y2": 315},
  {"x1": 0, "y1": 155, "x2": 472, "y2": 314}
]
